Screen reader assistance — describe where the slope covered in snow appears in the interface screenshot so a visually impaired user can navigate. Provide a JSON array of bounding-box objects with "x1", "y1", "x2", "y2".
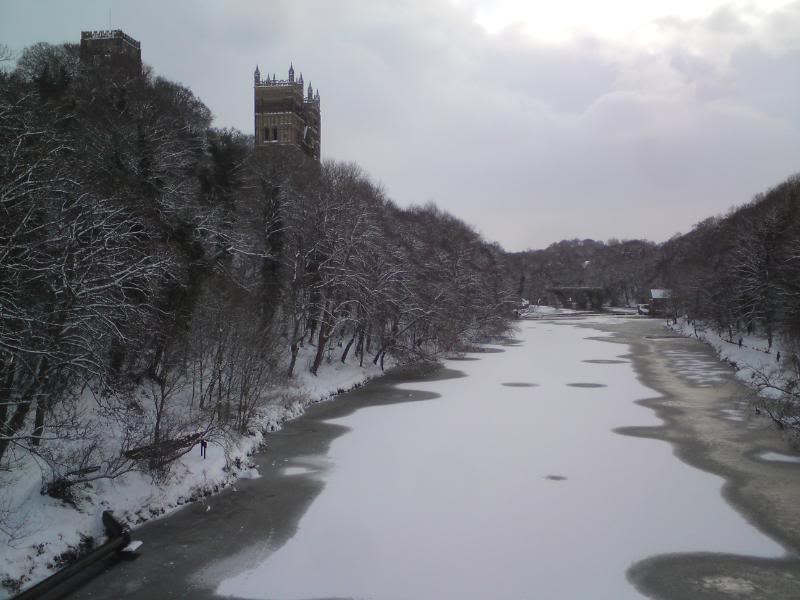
[{"x1": 0, "y1": 345, "x2": 387, "y2": 597}]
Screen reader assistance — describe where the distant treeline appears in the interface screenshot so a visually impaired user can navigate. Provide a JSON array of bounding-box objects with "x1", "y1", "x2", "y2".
[
  {"x1": 508, "y1": 174, "x2": 800, "y2": 433},
  {"x1": 656, "y1": 176, "x2": 800, "y2": 348},
  {"x1": 507, "y1": 238, "x2": 659, "y2": 307},
  {"x1": 507, "y1": 176, "x2": 800, "y2": 352},
  {"x1": 657, "y1": 176, "x2": 800, "y2": 435},
  {"x1": 0, "y1": 42, "x2": 512, "y2": 488}
]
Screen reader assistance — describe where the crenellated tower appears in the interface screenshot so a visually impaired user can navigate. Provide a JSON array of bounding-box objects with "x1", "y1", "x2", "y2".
[
  {"x1": 79, "y1": 29, "x2": 142, "y2": 77},
  {"x1": 253, "y1": 63, "x2": 321, "y2": 160}
]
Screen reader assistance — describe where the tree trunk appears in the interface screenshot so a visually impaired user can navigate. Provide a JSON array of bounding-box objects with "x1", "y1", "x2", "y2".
[
  {"x1": 307, "y1": 319, "x2": 318, "y2": 346},
  {"x1": 310, "y1": 322, "x2": 331, "y2": 375},
  {"x1": 287, "y1": 318, "x2": 303, "y2": 377},
  {"x1": 31, "y1": 401, "x2": 45, "y2": 447},
  {"x1": 216, "y1": 362, "x2": 224, "y2": 423},
  {"x1": 357, "y1": 329, "x2": 365, "y2": 367},
  {"x1": 0, "y1": 357, "x2": 47, "y2": 462},
  {"x1": 0, "y1": 359, "x2": 14, "y2": 455},
  {"x1": 341, "y1": 330, "x2": 358, "y2": 363},
  {"x1": 288, "y1": 341, "x2": 300, "y2": 377},
  {"x1": 0, "y1": 402, "x2": 31, "y2": 464}
]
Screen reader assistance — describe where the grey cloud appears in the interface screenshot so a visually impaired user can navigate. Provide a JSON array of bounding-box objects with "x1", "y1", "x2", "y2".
[{"x1": 2, "y1": 0, "x2": 798, "y2": 250}]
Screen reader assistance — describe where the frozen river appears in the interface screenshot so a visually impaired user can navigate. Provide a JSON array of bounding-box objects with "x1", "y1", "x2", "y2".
[{"x1": 216, "y1": 318, "x2": 783, "y2": 600}]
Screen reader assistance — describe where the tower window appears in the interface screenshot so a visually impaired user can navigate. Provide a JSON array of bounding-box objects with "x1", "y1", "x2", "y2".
[
  {"x1": 264, "y1": 127, "x2": 269, "y2": 142},
  {"x1": 273, "y1": 127, "x2": 278, "y2": 141}
]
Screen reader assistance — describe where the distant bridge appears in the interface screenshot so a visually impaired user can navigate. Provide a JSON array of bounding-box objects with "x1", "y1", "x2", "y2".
[{"x1": 545, "y1": 287, "x2": 605, "y2": 310}]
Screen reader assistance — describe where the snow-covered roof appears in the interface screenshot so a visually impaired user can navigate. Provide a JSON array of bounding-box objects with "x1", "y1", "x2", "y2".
[{"x1": 650, "y1": 288, "x2": 671, "y2": 299}]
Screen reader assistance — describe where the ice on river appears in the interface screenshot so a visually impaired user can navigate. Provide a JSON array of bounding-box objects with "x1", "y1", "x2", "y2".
[{"x1": 216, "y1": 321, "x2": 783, "y2": 600}]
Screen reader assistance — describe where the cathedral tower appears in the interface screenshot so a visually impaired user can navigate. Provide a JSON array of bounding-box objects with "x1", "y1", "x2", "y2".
[
  {"x1": 79, "y1": 30, "x2": 142, "y2": 77},
  {"x1": 254, "y1": 64, "x2": 321, "y2": 161}
]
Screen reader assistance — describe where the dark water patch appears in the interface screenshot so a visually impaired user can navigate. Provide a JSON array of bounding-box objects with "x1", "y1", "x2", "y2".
[
  {"x1": 501, "y1": 382, "x2": 539, "y2": 388},
  {"x1": 566, "y1": 382, "x2": 607, "y2": 388},
  {"x1": 629, "y1": 553, "x2": 800, "y2": 600},
  {"x1": 461, "y1": 346, "x2": 506, "y2": 354},
  {"x1": 582, "y1": 359, "x2": 628, "y2": 364},
  {"x1": 614, "y1": 424, "x2": 666, "y2": 440},
  {"x1": 544, "y1": 475, "x2": 567, "y2": 481},
  {"x1": 380, "y1": 365, "x2": 466, "y2": 385},
  {"x1": 583, "y1": 335, "x2": 612, "y2": 342}
]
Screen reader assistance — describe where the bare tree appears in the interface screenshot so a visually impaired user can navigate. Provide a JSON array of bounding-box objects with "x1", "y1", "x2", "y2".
[{"x1": 0, "y1": 44, "x2": 14, "y2": 70}]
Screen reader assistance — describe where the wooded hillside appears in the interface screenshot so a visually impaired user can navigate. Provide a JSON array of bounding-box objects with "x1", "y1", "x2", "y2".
[{"x1": 0, "y1": 42, "x2": 513, "y2": 494}]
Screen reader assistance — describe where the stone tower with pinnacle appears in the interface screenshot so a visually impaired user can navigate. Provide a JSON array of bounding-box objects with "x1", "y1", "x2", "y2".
[{"x1": 253, "y1": 63, "x2": 321, "y2": 160}]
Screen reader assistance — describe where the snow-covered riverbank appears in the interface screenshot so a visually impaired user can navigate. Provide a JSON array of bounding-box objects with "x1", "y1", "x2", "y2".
[
  {"x1": 0, "y1": 348, "x2": 387, "y2": 597},
  {"x1": 669, "y1": 317, "x2": 799, "y2": 410},
  {"x1": 7, "y1": 315, "x2": 799, "y2": 599}
]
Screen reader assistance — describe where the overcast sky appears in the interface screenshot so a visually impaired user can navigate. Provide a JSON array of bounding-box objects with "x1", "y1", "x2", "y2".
[{"x1": 2, "y1": 0, "x2": 799, "y2": 250}]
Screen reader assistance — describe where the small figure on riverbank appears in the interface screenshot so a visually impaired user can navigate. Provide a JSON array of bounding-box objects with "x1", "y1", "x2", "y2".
[
  {"x1": 777, "y1": 351, "x2": 781, "y2": 363},
  {"x1": 200, "y1": 439, "x2": 208, "y2": 459},
  {"x1": 739, "y1": 337, "x2": 743, "y2": 348}
]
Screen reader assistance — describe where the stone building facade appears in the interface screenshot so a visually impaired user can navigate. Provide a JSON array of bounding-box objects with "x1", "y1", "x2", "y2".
[
  {"x1": 254, "y1": 64, "x2": 321, "y2": 161},
  {"x1": 79, "y1": 30, "x2": 142, "y2": 77}
]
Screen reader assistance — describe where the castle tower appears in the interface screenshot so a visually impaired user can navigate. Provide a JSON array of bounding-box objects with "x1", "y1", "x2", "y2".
[
  {"x1": 79, "y1": 29, "x2": 142, "y2": 77},
  {"x1": 254, "y1": 62, "x2": 321, "y2": 160}
]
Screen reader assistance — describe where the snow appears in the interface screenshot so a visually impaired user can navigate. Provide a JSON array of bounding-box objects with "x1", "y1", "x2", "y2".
[
  {"x1": 650, "y1": 289, "x2": 671, "y2": 299},
  {"x1": 282, "y1": 467, "x2": 312, "y2": 476},
  {"x1": 720, "y1": 407, "x2": 747, "y2": 422},
  {"x1": 528, "y1": 304, "x2": 564, "y2": 314},
  {"x1": 216, "y1": 320, "x2": 782, "y2": 600},
  {"x1": 668, "y1": 317, "x2": 796, "y2": 401},
  {"x1": 521, "y1": 304, "x2": 582, "y2": 318},
  {"x1": 610, "y1": 307, "x2": 640, "y2": 315},
  {"x1": 0, "y1": 344, "x2": 386, "y2": 597},
  {"x1": 759, "y1": 451, "x2": 800, "y2": 464},
  {"x1": 702, "y1": 576, "x2": 757, "y2": 594},
  {"x1": 121, "y1": 540, "x2": 143, "y2": 553},
  {"x1": 236, "y1": 468, "x2": 261, "y2": 480},
  {"x1": 660, "y1": 347, "x2": 733, "y2": 386}
]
